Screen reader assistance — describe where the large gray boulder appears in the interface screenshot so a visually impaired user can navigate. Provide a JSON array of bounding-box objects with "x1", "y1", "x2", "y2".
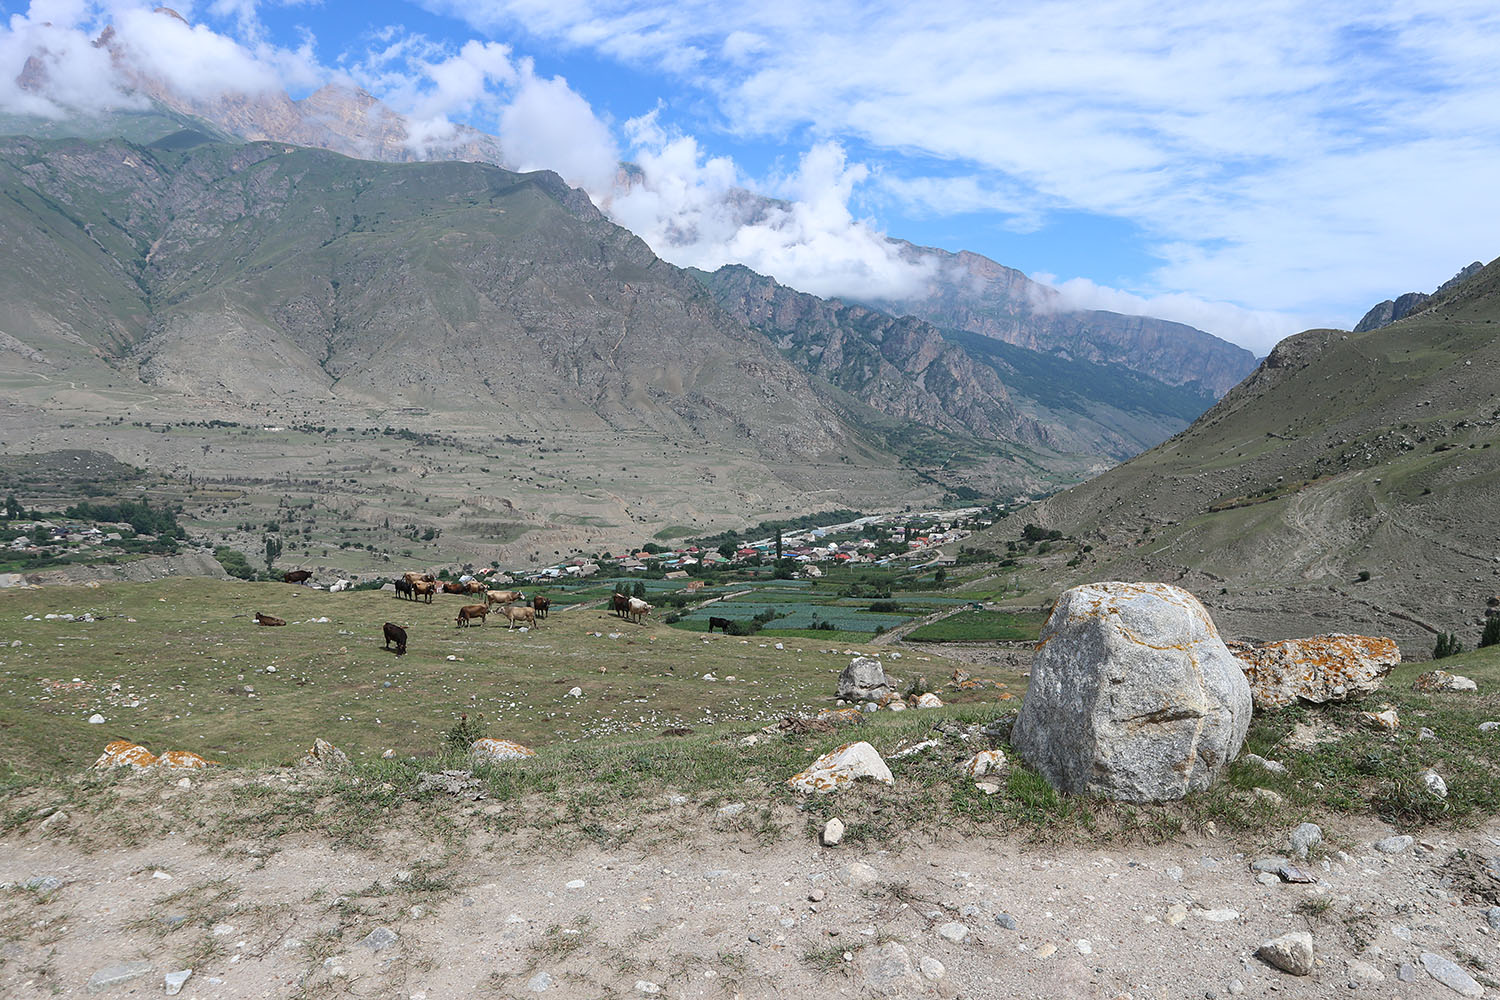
[
  {"x1": 837, "y1": 656, "x2": 892, "y2": 702},
  {"x1": 1012, "y1": 582, "x2": 1252, "y2": 803}
]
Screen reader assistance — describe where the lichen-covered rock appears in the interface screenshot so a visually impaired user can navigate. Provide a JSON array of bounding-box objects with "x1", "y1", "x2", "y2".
[
  {"x1": 836, "y1": 657, "x2": 892, "y2": 702},
  {"x1": 94, "y1": 740, "x2": 159, "y2": 770},
  {"x1": 788, "y1": 741, "x2": 894, "y2": 794},
  {"x1": 1230, "y1": 634, "x2": 1400, "y2": 710},
  {"x1": 1363, "y1": 708, "x2": 1400, "y2": 731},
  {"x1": 300, "y1": 738, "x2": 350, "y2": 769},
  {"x1": 155, "y1": 750, "x2": 214, "y2": 770},
  {"x1": 1011, "y1": 582, "x2": 1251, "y2": 803},
  {"x1": 814, "y1": 707, "x2": 866, "y2": 726},
  {"x1": 913, "y1": 692, "x2": 943, "y2": 709},
  {"x1": 471, "y1": 738, "x2": 535, "y2": 763},
  {"x1": 960, "y1": 749, "x2": 1006, "y2": 778},
  {"x1": 1414, "y1": 670, "x2": 1478, "y2": 693}
]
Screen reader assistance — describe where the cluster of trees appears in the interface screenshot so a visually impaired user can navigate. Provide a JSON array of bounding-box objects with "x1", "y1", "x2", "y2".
[{"x1": 64, "y1": 499, "x2": 185, "y2": 539}]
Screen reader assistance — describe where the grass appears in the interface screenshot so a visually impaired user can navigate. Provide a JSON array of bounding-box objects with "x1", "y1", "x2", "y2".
[{"x1": 905, "y1": 609, "x2": 1046, "y2": 643}]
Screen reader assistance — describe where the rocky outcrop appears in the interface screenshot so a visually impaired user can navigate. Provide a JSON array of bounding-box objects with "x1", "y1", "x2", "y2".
[
  {"x1": 470, "y1": 738, "x2": 535, "y2": 764},
  {"x1": 1229, "y1": 634, "x2": 1400, "y2": 710},
  {"x1": 94, "y1": 741, "x2": 216, "y2": 771},
  {"x1": 1354, "y1": 262, "x2": 1484, "y2": 332},
  {"x1": 837, "y1": 657, "x2": 893, "y2": 702},
  {"x1": 1413, "y1": 669, "x2": 1478, "y2": 693},
  {"x1": 1012, "y1": 582, "x2": 1251, "y2": 803}
]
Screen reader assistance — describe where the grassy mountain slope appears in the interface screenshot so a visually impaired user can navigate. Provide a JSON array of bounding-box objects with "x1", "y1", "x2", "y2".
[{"x1": 1006, "y1": 256, "x2": 1500, "y2": 653}]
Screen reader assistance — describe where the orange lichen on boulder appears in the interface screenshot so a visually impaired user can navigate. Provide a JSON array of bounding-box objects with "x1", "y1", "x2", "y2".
[
  {"x1": 94, "y1": 740, "x2": 159, "y2": 770},
  {"x1": 1230, "y1": 634, "x2": 1400, "y2": 710},
  {"x1": 814, "y1": 707, "x2": 865, "y2": 726},
  {"x1": 787, "y1": 741, "x2": 894, "y2": 794},
  {"x1": 470, "y1": 738, "x2": 536, "y2": 763},
  {"x1": 155, "y1": 750, "x2": 216, "y2": 769}
]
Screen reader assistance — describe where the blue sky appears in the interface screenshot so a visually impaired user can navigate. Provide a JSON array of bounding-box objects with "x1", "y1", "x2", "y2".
[{"x1": 4, "y1": 1, "x2": 1499, "y2": 353}]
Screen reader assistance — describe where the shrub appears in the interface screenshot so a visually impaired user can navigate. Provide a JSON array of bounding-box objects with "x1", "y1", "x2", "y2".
[
  {"x1": 1356, "y1": 570, "x2": 1372, "y2": 582},
  {"x1": 443, "y1": 713, "x2": 486, "y2": 755},
  {"x1": 213, "y1": 546, "x2": 255, "y2": 580},
  {"x1": 1481, "y1": 617, "x2": 1500, "y2": 649}
]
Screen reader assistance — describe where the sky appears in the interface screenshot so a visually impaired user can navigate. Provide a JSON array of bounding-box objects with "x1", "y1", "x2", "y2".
[{"x1": 3, "y1": 1, "x2": 1499, "y2": 354}]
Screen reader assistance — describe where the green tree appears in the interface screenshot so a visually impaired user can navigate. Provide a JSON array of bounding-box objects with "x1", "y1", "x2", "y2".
[
  {"x1": 263, "y1": 534, "x2": 282, "y2": 572},
  {"x1": 717, "y1": 541, "x2": 738, "y2": 559},
  {"x1": 632, "y1": 581, "x2": 647, "y2": 599},
  {"x1": 3, "y1": 494, "x2": 21, "y2": 520},
  {"x1": 1482, "y1": 617, "x2": 1500, "y2": 649}
]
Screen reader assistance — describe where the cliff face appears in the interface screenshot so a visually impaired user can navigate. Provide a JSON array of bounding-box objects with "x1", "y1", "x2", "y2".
[
  {"x1": 873, "y1": 244, "x2": 1259, "y2": 397},
  {"x1": 1354, "y1": 261, "x2": 1484, "y2": 332}
]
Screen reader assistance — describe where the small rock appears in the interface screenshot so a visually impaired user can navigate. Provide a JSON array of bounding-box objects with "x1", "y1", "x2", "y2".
[
  {"x1": 1251, "y1": 856, "x2": 1290, "y2": 873},
  {"x1": 821, "y1": 818, "x2": 845, "y2": 847},
  {"x1": 1479, "y1": 721, "x2": 1500, "y2": 733},
  {"x1": 1420, "y1": 952, "x2": 1483, "y2": 996},
  {"x1": 858, "y1": 942, "x2": 922, "y2": 994},
  {"x1": 88, "y1": 713, "x2": 105, "y2": 724},
  {"x1": 1422, "y1": 769, "x2": 1448, "y2": 798},
  {"x1": 526, "y1": 971, "x2": 553, "y2": 993},
  {"x1": 919, "y1": 955, "x2": 945, "y2": 980},
  {"x1": 1256, "y1": 872, "x2": 1279, "y2": 886},
  {"x1": 1345, "y1": 959, "x2": 1384, "y2": 984},
  {"x1": 1487, "y1": 906, "x2": 1500, "y2": 930},
  {"x1": 1166, "y1": 902, "x2": 1188, "y2": 926},
  {"x1": 1242, "y1": 753, "x2": 1287, "y2": 774},
  {"x1": 960, "y1": 749, "x2": 1006, "y2": 778},
  {"x1": 974, "y1": 780, "x2": 1001, "y2": 795},
  {"x1": 914, "y1": 692, "x2": 943, "y2": 709},
  {"x1": 936, "y1": 921, "x2": 969, "y2": 943},
  {"x1": 1362, "y1": 708, "x2": 1400, "y2": 730},
  {"x1": 359, "y1": 927, "x2": 398, "y2": 951},
  {"x1": 1253, "y1": 787, "x2": 1284, "y2": 806},
  {"x1": 787, "y1": 742, "x2": 894, "y2": 795},
  {"x1": 1278, "y1": 862, "x2": 1316, "y2": 884},
  {"x1": 164, "y1": 969, "x2": 193, "y2": 996},
  {"x1": 567, "y1": 687, "x2": 582, "y2": 698},
  {"x1": 1413, "y1": 670, "x2": 1478, "y2": 693},
  {"x1": 1035, "y1": 942, "x2": 1057, "y2": 958},
  {"x1": 1076, "y1": 938, "x2": 1093, "y2": 954},
  {"x1": 1420, "y1": 726, "x2": 1437, "y2": 740},
  {"x1": 1228, "y1": 980, "x2": 1245, "y2": 995},
  {"x1": 25, "y1": 875, "x2": 63, "y2": 893},
  {"x1": 1391, "y1": 924, "x2": 1412, "y2": 941},
  {"x1": 718, "y1": 802, "x2": 746, "y2": 818},
  {"x1": 565, "y1": 879, "x2": 586, "y2": 889},
  {"x1": 995, "y1": 912, "x2": 1017, "y2": 930},
  {"x1": 635, "y1": 981, "x2": 662, "y2": 995},
  {"x1": 85, "y1": 962, "x2": 152, "y2": 993},
  {"x1": 1374, "y1": 835, "x2": 1414, "y2": 855},
  {"x1": 844, "y1": 862, "x2": 879, "y2": 888},
  {"x1": 1397, "y1": 962, "x2": 1416, "y2": 982},
  {"x1": 1289, "y1": 823, "x2": 1322, "y2": 859},
  {"x1": 1199, "y1": 908, "x2": 1239, "y2": 922},
  {"x1": 1257, "y1": 931, "x2": 1314, "y2": 975}
]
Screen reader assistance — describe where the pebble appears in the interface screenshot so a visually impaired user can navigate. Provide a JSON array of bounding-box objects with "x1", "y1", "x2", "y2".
[
  {"x1": 936, "y1": 921, "x2": 969, "y2": 943},
  {"x1": 1242, "y1": 754, "x2": 1287, "y2": 774},
  {"x1": 164, "y1": 969, "x2": 193, "y2": 996},
  {"x1": 1391, "y1": 924, "x2": 1412, "y2": 941},
  {"x1": 1420, "y1": 727, "x2": 1436, "y2": 741},
  {"x1": 1228, "y1": 980, "x2": 1244, "y2": 995},
  {"x1": 1166, "y1": 903, "x2": 1188, "y2": 926},
  {"x1": 718, "y1": 802, "x2": 746, "y2": 818},
  {"x1": 1199, "y1": 908, "x2": 1239, "y2": 922},
  {"x1": 85, "y1": 962, "x2": 152, "y2": 993},
  {"x1": 565, "y1": 879, "x2": 586, "y2": 889},
  {"x1": 635, "y1": 980, "x2": 662, "y2": 994},
  {"x1": 1252, "y1": 787, "x2": 1284, "y2": 806},
  {"x1": 1256, "y1": 872, "x2": 1279, "y2": 886},
  {"x1": 822, "y1": 818, "x2": 845, "y2": 847},
  {"x1": 1289, "y1": 823, "x2": 1322, "y2": 859},
  {"x1": 1479, "y1": 722, "x2": 1500, "y2": 733},
  {"x1": 920, "y1": 956, "x2": 945, "y2": 980},
  {"x1": 568, "y1": 687, "x2": 582, "y2": 698},
  {"x1": 1257, "y1": 931, "x2": 1314, "y2": 975},
  {"x1": 844, "y1": 862, "x2": 879, "y2": 888},
  {"x1": 1165, "y1": 865, "x2": 1183, "y2": 881},
  {"x1": 1076, "y1": 939, "x2": 1093, "y2": 954},
  {"x1": 994, "y1": 912, "x2": 1017, "y2": 930},
  {"x1": 1374, "y1": 835, "x2": 1414, "y2": 855},
  {"x1": 1251, "y1": 856, "x2": 1290, "y2": 873},
  {"x1": 1034, "y1": 942, "x2": 1057, "y2": 959},
  {"x1": 88, "y1": 713, "x2": 105, "y2": 724},
  {"x1": 1421, "y1": 953, "x2": 1483, "y2": 996},
  {"x1": 1422, "y1": 769, "x2": 1449, "y2": 799},
  {"x1": 24, "y1": 875, "x2": 62, "y2": 893},
  {"x1": 359, "y1": 927, "x2": 398, "y2": 951},
  {"x1": 1345, "y1": 959, "x2": 1384, "y2": 984},
  {"x1": 1397, "y1": 963, "x2": 1416, "y2": 982}
]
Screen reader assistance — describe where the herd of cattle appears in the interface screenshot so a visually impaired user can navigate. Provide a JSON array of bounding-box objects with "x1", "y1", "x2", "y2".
[{"x1": 270, "y1": 569, "x2": 655, "y2": 658}]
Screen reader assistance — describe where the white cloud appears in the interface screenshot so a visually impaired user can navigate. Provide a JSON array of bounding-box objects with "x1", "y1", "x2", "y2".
[{"x1": 497, "y1": 61, "x2": 619, "y2": 193}]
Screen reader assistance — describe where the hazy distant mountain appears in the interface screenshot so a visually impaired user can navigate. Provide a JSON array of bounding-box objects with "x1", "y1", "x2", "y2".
[
  {"x1": 872, "y1": 243, "x2": 1259, "y2": 397},
  {"x1": 1353, "y1": 260, "x2": 1484, "y2": 332}
]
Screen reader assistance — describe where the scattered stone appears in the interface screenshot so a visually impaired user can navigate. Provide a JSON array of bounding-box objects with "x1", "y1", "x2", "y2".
[
  {"x1": 24, "y1": 875, "x2": 63, "y2": 893},
  {"x1": 1423, "y1": 769, "x2": 1449, "y2": 799},
  {"x1": 936, "y1": 921, "x2": 970, "y2": 943},
  {"x1": 919, "y1": 955, "x2": 945, "y2": 980},
  {"x1": 300, "y1": 738, "x2": 351, "y2": 770},
  {"x1": 1420, "y1": 727, "x2": 1437, "y2": 741},
  {"x1": 85, "y1": 962, "x2": 152, "y2": 993},
  {"x1": 359, "y1": 927, "x2": 398, "y2": 951},
  {"x1": 88, "y1": 713, "x2": 105, "y2": 724},
  {"x1": 1397, "y1": 963, "x2": 1416, "y2": 982},
  {"x1": 913, "y1": 692, "x2": 943, "y2": 709},
  {"x1": 844, "y1": 862, "x2": 879, "y2": 888},
  {"x1": 164, "y1": 969, "x2": 193, "y2": 996},
  {"x1": 1253, "y1": 787, "x2": 1284, "y2": 806},
  {"x1": 1228, "y1": 980, "x2": 1245, "y2": 995},
  {"x1": 787, "y1": 742, "x2": 894, "y2": 794},
  {"x1": 1231, "y1": 634, "x2": 1400, "y2": 710},
  {"x1": 1487, "y1": 906, "x2": 1500, "y2": 930},
  {"x1": 470, "y1": 738, "x2": 535, "y2": 763},
  {"x1": 1480, "y1": 721, "x2": 1500, "y2": 733},
  {"x1": 1391, "y1": 924, "x2": 1412, "y2": 942},
  {"x1": 960, "y1": 749, "x2": 1006, "y2": 778},
  {"x1": 1420, "y1": 952, "x2": 1483, "y2": 996},
  {"x1": 1289, "y1": 823, "x2": 1322, "y2": 860},
  {"x1": 995, "y1": 912, "x2": 1017, "y2": 930},
  {"x1": 1256, "y1": 872, "x2": 1279, "y2": 886},
  {"x1": 717, "y1": 802, "x2": 746, "y2": 818},
  {"x1": 1241, "y1": 753, "x2": 1287, "y2": 774},
  {"x1": 1166, "y1": 903, "x2": 1188, "y2": 926},
  {"x1": 1076, "y1": 938, "x2": 1093, "y2": 954},
  {"x1": 155, "y1": 750, "x2": 213, "y2": 770},
  {"x1": 1199, "y1": 908, "x2": 1240, "y2": 922},
  {"x1": 416, "y1": 770, "x2": 485, "y2": 799},
  {"x1": 1251, "y1": 856, "x2": 1290, "y2": 873},
  {"x1": 821, "y1": 818, "x2": 845, "y2": 847},
  {"x1": 1277, "y1": 863, "x2": 1316, "y2": 884},
  {"x1": 1010, "y1": 582, "x2": 1251, "y2": 803},
  {"x1": 837, "y1": 657, "x2": 893, "y2": 702},
  {"x1": 36, "y1": 810, "x2": 68, "y2": 833},
  {"x1": 890, "y1": 739, "x2": 941, "y2": 760},
  {"x1": 635, "y1": 980, "x2": 661, "y2": 995},
  {"x1": 1034, "y1": 942, "x2": 1057, "y2": 959},
  {"x1": 1414, "y1": 670, "x2": 1478, "y2": 693},
  {"x1": 1345, "y1": 959, "x2": 1384, "y2": 984},
  {"x1": 567, "y1": 687, "x2": 582, "y2": 698},
  {"x1": 1374, "y1": 835, "x2": 1414, "y2": 855},
  {"x1": 1362, "y1": 708, "x2": 1400, "y2": 731},
  {"x1": 1257, "y1": 931, "x2": 1314, "y2": 975},
  {"x1": 974, "y1": 780, "x2": 1001, "y2": 795},
  {"x1": 93, "y1": 740, "x2": 159, "y2": 770}
]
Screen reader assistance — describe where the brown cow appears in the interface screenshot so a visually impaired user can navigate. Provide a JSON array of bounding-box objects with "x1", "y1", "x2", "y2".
[
  {"x1": 403, "y1": 571, "x2": 435, "y2": 584},
  {"x1": 456, "y1": 603, "x2": 489, "y2": 627},
  {"x1": 254, "y1": 612, "x2": 286, "y2": 626},
  {"x1": 464, "y1": 580, "x2": 487, "y2": 595},
  {"x1": 611, "y1": 591, "x2": 630, "y2": 617},
  {"x1": 503, "y1": 605, "x2": 536, "y2": 629},
  {"x1": 411, "y1": 580, "x2": 436, "y2": 603},
  {"x1": 283, "y1": 570, "x2": 312, "y2": 585},
  {"x1": 486, "y1": 589, "x2": 524, "y2": 607},
  {"x1": 531, "y1": 595, "x2": 550, "y2": 619},
  {"x1": 442, "y1": 581, "x2": 466, "y2": 595},
  {"x1": 383, "y1": 622, "x2": 407, "y2": 655}
]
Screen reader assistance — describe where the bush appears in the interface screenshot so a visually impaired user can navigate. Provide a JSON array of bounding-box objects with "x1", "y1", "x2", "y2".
[
  {"x1": 867, "y1": 600, "x2": 899, "y2": 613},
  {"x1": 1481, "y1": 617, "x2": 1500, "y2": 649},
  {"x1": 443, "y1": 713, "x2": 486, "y2": 755},
  {"x1": 1434, "y1": 632, "x2": 1464, "y2": 659},
  {"x1": 214, "y1": 546, "x2": 255, "y2": 580},
  {"x1": 1357, "y1": 570, "x2": 1372, "y2": 582}
]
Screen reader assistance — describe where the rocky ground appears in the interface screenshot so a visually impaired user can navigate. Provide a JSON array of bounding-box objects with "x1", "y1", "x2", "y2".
[{"x1": 3, "y1": 795, "x2": 1498, "y2": 1000}]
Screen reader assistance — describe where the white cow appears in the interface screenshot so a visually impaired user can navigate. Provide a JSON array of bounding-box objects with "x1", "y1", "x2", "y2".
[{"x1": 626, "y1": 597, "x2": 652, "y2": 624}]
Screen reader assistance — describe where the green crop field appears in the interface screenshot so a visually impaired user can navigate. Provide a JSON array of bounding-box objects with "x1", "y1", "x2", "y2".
[{"x1": 906, "y1": 610, "x2": 1048, "y2": 642}]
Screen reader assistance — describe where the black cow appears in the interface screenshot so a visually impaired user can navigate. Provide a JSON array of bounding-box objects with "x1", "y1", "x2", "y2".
[
  {"x1": 283, "y1": 570, "x2": 313, "y2": 584},
  {"x1": 394, "y1": 577, "x2": 414, "y2": 600},
  {"x1": 707, "y1": 616, "x2": 732, "y2": 633},
  {"x1": 383, "y1": 622, "x2": 408, "y2": 655}
]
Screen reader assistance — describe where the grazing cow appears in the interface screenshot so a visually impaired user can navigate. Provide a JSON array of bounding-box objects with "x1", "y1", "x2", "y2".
[
  {"x1": 707, "y1": 616, "x2": 732, "y2": 633},
  {"x1": 383, "y1": 622, "x2": 408, "y2": 655},
  {"x1": 283, "y1": 570, "x2": 312, "y2": 585},
  {"x1": 611, "y1": 592, "x2": 631, "y2": 617},
  {"x1": 626, "y1": 597, "x2": 652, "y2": 624},
  {"x1": 394, "y1": 577, "x2": 414, "y2": 600},
  {"x1": 464, "y1": 580, "x2": 487, "y2": 595},
  {"x1": 411, "y1": 580, "x2": 436, "y2": 603},
  {"x1": 503, "y1": 605, "x2": 536, "y2": 629},
  {"x1": 403, "y1": 571, "x2": 435, "y2": 585},
  {"x1": 254, "y1": 612, "x2": 286, "y2": 626},
  {"x1": 486, "y1": 589, "x2": 524, "y2": 607},
  {"x1": 442, "y1": 581, "x2": 466, "y2": 595},
  {"x1": 532, "y1": 595, "x2": 550, "y2": 619},
  {"x1": 456, "y1": 603, "x2": 489, "y2": 627}
]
